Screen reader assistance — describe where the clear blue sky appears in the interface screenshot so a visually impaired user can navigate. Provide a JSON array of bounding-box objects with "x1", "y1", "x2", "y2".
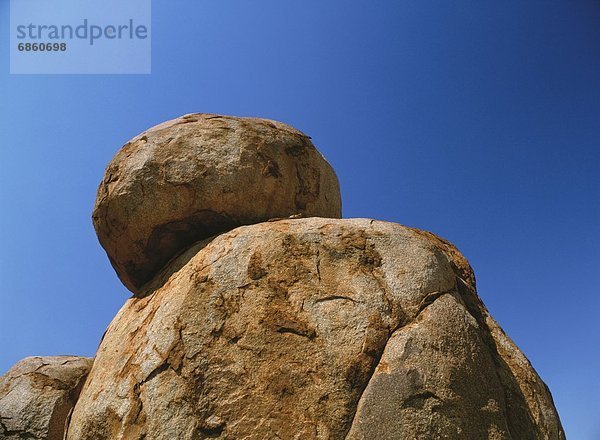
[{"x1": 1, "y1": 2, "x2": 598, "y2": 438}]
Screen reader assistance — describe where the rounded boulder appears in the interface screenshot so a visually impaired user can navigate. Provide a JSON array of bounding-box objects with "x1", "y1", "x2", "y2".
[{"x1": 92, "y1": 114, "x2": 342, "y2": 294}]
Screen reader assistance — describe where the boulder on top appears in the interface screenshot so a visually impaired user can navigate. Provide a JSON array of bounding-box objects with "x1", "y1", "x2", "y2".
[{"x1": 92, "y1": 114, "x2": 341, "y2": 294}]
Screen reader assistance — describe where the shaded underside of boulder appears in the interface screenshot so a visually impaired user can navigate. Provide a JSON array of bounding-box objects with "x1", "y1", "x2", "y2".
[
  {"x1": 92, "y1": 114, "x2": 342, "y2": 294},
  {"x1": 0, "y1": 356, "x2": 93, "y2": 440},
  {"x1": 69, "y1": 218, "x2": 564, "y2": 439}
]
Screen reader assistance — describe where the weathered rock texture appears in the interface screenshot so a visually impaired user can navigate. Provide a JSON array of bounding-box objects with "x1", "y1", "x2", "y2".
[
  {"x1": 68, "y1": 218, "x2": 564, "y2": 440},
  {"x1": 0, "y1": 356, "x2": 93, "y2": 440},
  {"x1": 92, "y1": 114, "x2": 341, "y2": 294}
]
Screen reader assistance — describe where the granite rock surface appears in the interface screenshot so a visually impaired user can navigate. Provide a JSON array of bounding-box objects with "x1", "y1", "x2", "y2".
[
  {"x1": 68, "y1": 218, "x2": 564, "y2": 440},
  {"x1": 0, "y1": 356, "x2": 93, "y2": 440},
  {"x1": 92, "y1": 114, "x2": 341, "y2": 294}
]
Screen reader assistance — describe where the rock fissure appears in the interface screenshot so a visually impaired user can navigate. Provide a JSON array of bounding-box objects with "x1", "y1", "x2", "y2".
[
  {"x1": 454, "y1": 277, "x2": 543, "y2": 440},
  {"x1": 400, "y1": 391, "x2": 443, "y2": 409},
  {"x1": 343, "y1": 331, "x2": 393, "y2": 439},
  {"x1": 313, "y1": 295, "x2": 357, "y2": 304},
  {"x1": 415, "y1": 288, "x2": 457, "y2": 318}
]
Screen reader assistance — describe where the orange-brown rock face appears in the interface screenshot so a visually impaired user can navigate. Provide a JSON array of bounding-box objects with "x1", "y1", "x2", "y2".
[
  {"x1": 0, "y1": 114, "x2": 565, "y2": 440},
  {"x1": 3, "y1": 115, "x2": 565, "y2": 439},
  {"x1": 92, "y1": 114, "x2": 341, "y2": 295},
  {"x1": 68, "y1": 219, "x2": 564, "y2": 440}
]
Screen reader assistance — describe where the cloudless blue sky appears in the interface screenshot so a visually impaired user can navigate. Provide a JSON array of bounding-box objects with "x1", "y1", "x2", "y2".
[{"x1": 1, "y1": 2, "x2": 599, "y2": 438}]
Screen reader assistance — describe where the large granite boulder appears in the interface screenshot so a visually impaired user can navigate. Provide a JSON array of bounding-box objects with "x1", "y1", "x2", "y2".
[
  {"x1": 0, "y1": 356, "x2": 93, "y2": 440},
  {"x1": 92, "y1": 114, "x2": 341, "y2": 294},
  {"x1": 67, "y1": 218, "x2": 564, "y2": 440}
]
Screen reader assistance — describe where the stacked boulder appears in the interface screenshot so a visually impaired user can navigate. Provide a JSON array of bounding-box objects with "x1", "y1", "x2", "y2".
[
  {"x1": 91, "y1": 114, "x2": 341, "y2": 294},
  {"x1": 0, "y1": 114, "x2": 565, "y2": 439}
]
